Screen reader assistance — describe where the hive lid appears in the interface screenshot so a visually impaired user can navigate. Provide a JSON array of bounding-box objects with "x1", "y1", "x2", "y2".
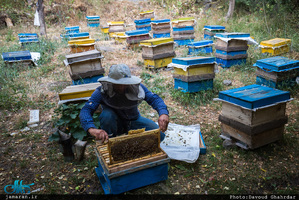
[
  {"x1": 187, "y1": 40, "x2": 213, "y2": 47},
  {"x1": 253, "y1": 56, "x2": 299, "y2": 72},
  {"x1": 125, "y1": 29, "x2": 149, "y2": 36},
  {"x1": 140, "y1": 38, "x2": 174, "y2": 46},
  {"x1": 218, "y1": 84, "x2": 290, "y2": 109},
  {"x1": 215, "y1": 32, "x2": 250, "y2": 38},
  {"x1": 107, "y1": 21, "x2": 125, "y2": 25},
  {"x1": 2, "y1": 50, "x2": 32, "y2": 61},
  {"x1": 65, "y1": 26, "x2": 80, "y2": 30},
  {"x1": 204, "y1": 25, "x2": 225, "y2": 30},
  {"x1": 68, "y1": 38, "x2": 95, "y2": 45},
  {"x1": 260, "y1": 38, "x2": 291, "y2": 48},
  {"x1": 65, "y1": 50, "x2": 103, "y2": 64},
  {"x1": 172, "y1": 56, "x2": 215, "y2": 66},
  {"x1": 86, "y1": 16, "x2": 100, "y2": 20}
]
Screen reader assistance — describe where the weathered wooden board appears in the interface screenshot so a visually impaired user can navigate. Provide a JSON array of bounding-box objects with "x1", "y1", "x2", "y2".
[
  {"x1": 256, "y1": 67, "x2": 299, "y2": 82},
  {"x1": 221, "y1": 123, "x2": 284, "y2": 149},
  {"x1": 68, "y1": 58, "x2": 103, "y2": 74},
  {"x1": 172, "y1": 56, "x2": 215, "y2": 66},
  {"x1": 215, "y1": 50, "x2": 248, "y2": 60},
  {"x1": 221, "y1": 101, "x2": 287, "y2": 126},
  {"x1": 141, "y1": 42, "x2": 175, "y2": 60},
  {"x1": 215, "y1": 39, "x2": 248, "y2": 52},
  {"x1": 66, "y1": 50, "x2": 102, "y2": 64}
]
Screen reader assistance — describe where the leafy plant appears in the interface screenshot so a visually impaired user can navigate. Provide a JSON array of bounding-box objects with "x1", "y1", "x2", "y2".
[{"x1": 50, "y1": 102, "x2": 101, "y2": 141}]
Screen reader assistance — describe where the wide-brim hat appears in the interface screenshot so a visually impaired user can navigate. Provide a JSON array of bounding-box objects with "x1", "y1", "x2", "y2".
[{"x1": 98, "y1": 64, "x2": 141, "y2": 85}]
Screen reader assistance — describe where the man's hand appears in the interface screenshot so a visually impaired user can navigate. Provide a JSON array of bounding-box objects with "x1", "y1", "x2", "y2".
[
  {"x1": 158, "y1": 114, "x2": 169, "y2": 132},
  {"x1": 88, "y1": 128, "x2": 109, "y2": 143}
]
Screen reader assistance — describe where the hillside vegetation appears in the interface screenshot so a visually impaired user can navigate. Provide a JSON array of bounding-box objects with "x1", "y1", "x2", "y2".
[{"x1": 0, "y1": 0, "x2": 298, "y2": 195}]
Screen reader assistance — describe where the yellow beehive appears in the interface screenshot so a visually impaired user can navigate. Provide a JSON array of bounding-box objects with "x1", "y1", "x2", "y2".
[
  {"x1": 68, "y1": 38, "x2": 96, "y2": 53},
  {"x1": 140, "y1": 38, "x2": 175, "y2": 60},
  {"x1": 101, "y1": 26, "x2": 109, "y2": 34},
  {"x1": 140, "y1": 38, "x2": 173, "y2": 46},
  {"x1": 173, "y1": 64, "x2": 215, "y2": 76},
  {"x1": 260, "y1": 38, "x2": 291, "y2": 55},
  {"x1": 58, "y1": 82, "x2": 101, "y2": 100},
  {"x1": 139, "y1": 10, "x2": 155, "y2": 20},
  {"x1": 171, "y1": 17, "x2": 195, "y2": 27},
  {"x1": 144, "y1": 57, "x2": 174, "y2": 69},
  {"x1": 115, "y1": 32, "x2": 127, "y2": 44}
]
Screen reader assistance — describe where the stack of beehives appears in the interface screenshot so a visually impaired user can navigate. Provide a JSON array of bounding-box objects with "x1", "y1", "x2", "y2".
[
  {"x1": 60, "y1": 26, "x2": 90, "y2": 40},
  {"x1": 107, "y1": 21, "x2": 125, "y2": 39},
  {"x1": 203, "y1": 25, "x2": 225, "y2": 40},
  {"x1": 259, "y1": 38, "x2": 291, "y2": 56},
  {"x1": 254, "y1": 56, "x2": 299, "y2": 89},
  {"x1": 140, "y1": 38, "x2": 176, "y2": 69},
  {"x1": 171, "y1": 17, "x2": 196, "y2": 46},
  {"x1": 168, "y1": 56, "x2": 215, "y2": 93},
  {"x1": 214, "y1": 32, "x2": 250, "y2": 68},
  {"x1": 218, "y1": 84, "x2": 291, "y2": 149},
  {"x1": 86, "y1": 16, "x2": 100, "y2": 27},
  {"x1": 125, "y1": 29, "x2": 151, "y2": 49},
  {"x1": 135, "y1": 18, "x2": 152, "y2": 31},
  {"x1": 151, "y1": 19, "x2": 171, "y2": 38},
  {"x1": 64, "y1": 50, "x2": 105, "y2": 85},
  {"x1": 187, "y1": 40, "x2": 214, "y2": 55}
]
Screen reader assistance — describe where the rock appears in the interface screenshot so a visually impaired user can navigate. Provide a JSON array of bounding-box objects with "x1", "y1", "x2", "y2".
[
  {"x1": 296, "y1": 76, "x2": 299, "y2": 84},
  {"x1": 5, "y1": 17, "x2": 13, "y2": 27},
  {"x1": 223, "y1": 80, "x2": 232, "y2": 86},
  {"x1": 20, "y1": 127, "x2": 30, "y2": 132}
]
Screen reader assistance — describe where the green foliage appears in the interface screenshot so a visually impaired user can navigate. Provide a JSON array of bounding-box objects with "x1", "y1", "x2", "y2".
[
  {"x1": 5, "y1": 29, "x2": 15, "y2": 42},
  {"x1": 52, "y1": 102, "x2": 101, "y2": 141}
]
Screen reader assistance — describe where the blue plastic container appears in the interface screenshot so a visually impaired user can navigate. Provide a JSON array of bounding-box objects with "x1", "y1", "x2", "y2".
[
  {"x1": 125, "y1": 29, "x2": 149, "y2": 36},
  {"x1": 216, "y1": 58, "x2": 246, "y2": 68},
  {"x1": 174, "y1": 39, "x2": 194, "y2": 46},
  {"x1": 174, "y1": 78, "x2": 213, "y2": 93},
  {"x1": 215, "y1": 32, "x2": 250, "y2": 38},
  {"x1": 153, "y1": 33, "x2": 171, "y2": 38},
  {"x1": 218, "y1": 84, "x2": 290, "y2": 109},
  {"x1": 2, "y1": 50, "x2": 32, "y2": 61},
  {"x1": 72, "y1": 74, "x2": 104, "y2": 85}
]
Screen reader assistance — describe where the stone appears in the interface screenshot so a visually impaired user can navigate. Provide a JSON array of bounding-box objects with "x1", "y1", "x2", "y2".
[{"x1": 223, "y1": 80, "x2": 232, "y2": 86}]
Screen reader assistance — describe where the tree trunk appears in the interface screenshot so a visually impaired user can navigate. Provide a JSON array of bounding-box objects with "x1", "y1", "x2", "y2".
[
  {"x1": 37, "y1": 0, "x2": 47, "y2": 36},
  {"x1": 225, "y1": 0, "x2": 235, "y2": 22}
]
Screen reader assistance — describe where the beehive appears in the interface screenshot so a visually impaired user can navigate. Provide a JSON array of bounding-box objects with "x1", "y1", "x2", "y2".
[
  {"x1": 65, "y1": 26, "x2": 80, "y2": 34},
  {"x1": 86, "y1": 16, "x2": 100, "y2": 27},
  {"x1": 135, "y1": 18, "x2": 152, "y2": 31},
  {"x1": 2, "y1": 50, "x2": 34, "y2": 67},
  {"x1": 218, "y1": 84, "x2": 291, "y2": 149},
  {"x1": 139, "y1": 10, "x2": 155, "y2": 20},
  {"x1": 254, "y1": 56, "x2": 299, "y2": 88},
  {"x1": 169, "y1": 56, "x2": 216, "y2": 92},
  {"x1": 151, "y1": 19, "x2": 171, "y2": 38},
  {"x1": 187, "y1": 40, "x2": 214, "y2": 55},
  {"x1": 140, "y1": 38, "x2": 175, "y2": 59},
  {"x1": 114, "y1": 32, "x2": 127, "y2": 44},
  {"x1": 18, "y1": 33, "x2": 39, "y2": 45},
  {"x1": 108, "y1": 21, "x2": 125, "y2": 33},
  {"x1": 260, "y1": 38, "x2": 291, "y2": 56},
  {"x1": 58, "y1": 82, "x2": 101, "y2": 100},
  {"x1": 203, "y1": 25, "x2": 225, "y2": 40},
  {"x1": 95, "y1": 128, "x2": 170, "y2": 194},
  {"x1": 101, "y1": 26, "x2": 109, "y2": 34},
  {"x1": 125, "y1": 30, "x2": 151, "y2": 49},
  {"x1": 68, "y1": 38, "x2": 96, "y2": 53},
  {"x1": 171, "y1": 18, "x2": 196, "y2": 46},
  {"x1": 60, "y1": 32, "x2": 90, "y2": 40}
]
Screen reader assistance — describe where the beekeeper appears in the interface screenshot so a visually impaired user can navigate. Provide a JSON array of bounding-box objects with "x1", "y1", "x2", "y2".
[{"x1": 79, "y1": 64, "x2": 169, "y2": 143}]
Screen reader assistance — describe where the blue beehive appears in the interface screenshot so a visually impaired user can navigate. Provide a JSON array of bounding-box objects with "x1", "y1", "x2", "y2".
[
  {"x1": 215, "y1": 49, "x2": 247, "y2": 59},
  {"x1": 203, "y1": 25, "x2": 225, "y2": 40},
  {"x1": 18, "y1": 33, "x2": 39, "y2": 45},
  {"x1": 151, "y1": 19, "x2": 171, "y2": 38},
  {"x1": 187, "y1": 40, "x2": 213, "y2": 55},
  {"x1": 2, "y1": 50, "x2": 32, "y2": 61},
  {"x1": 86, "y1": 16, "x2": 100, "y2": 27},
  {"x1": 254, "y1": 56, "x2": 299, "y2": 88},
  {"x1": 218, "y1": 84, "x2": 290, "y2": 109},
  {"x1": 125, "y1": 29, "x2": 149, "y2": 36},
  {"x1": 172, "y1": 26, "x2": 194, "y2": 32},
  {"x1": 60, "y1": 32, "x2": 90, "y2": 40},
  {"x1": 135, "y1": 18, "x2": 151, "y2": 31},
  {"x1": 174, "y1": 78, "x2": 213, "y2": 93},
  {"x1": 215, "y1": 32, "x2": 250, "y2": 38},
  {"x1": 72, "y1": 74, "x2": 104, "y2": 85},
  {"x1": 172, "y1": 56, "x2": 215, "y2": 66},
  {"x1": 65, "y1": 26, "x2": 80, "y2": 34}
]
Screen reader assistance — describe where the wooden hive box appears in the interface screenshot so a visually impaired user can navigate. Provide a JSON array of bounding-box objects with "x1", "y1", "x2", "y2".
[
  {"x1": 18, "y1": 33, "x2": 39, "y2": 46},
  {"x1": 108, "y1": 21, "x2": 125, "y2": 33},
  {"x1": 151, "y1": 19, "x2": 171, "y2": 38},
  {"x1": 125, "y1": 30, "x2": 151, "y2": 49},
  {"x1": 114, "y1": 32, "x2": 127, "y2": 44},
  {"x1": 260, "y1": 38, "x2": 291, "y2": 56},
  {"x1": 171, "y1": 56, "x2": 215, "y2": 82},
  {"x1": 203, "y1": 25, "x2": 225, "y2": 39},
  {"x1": 65, "y1": 50, "x2": 104, "y2": 75},
  {"x1": 215, "y1": 49, "x2": 248, "y2": 60},
  {"x1": 187, "y1": 40, "x2": 214, "y2": 55},
  {"x1": 254, "y1": 56, "x2": 299, "y2": 88},
  {"x1": 94, "y1": 129, "x2": 170, "y2": 194},
  {"x1": 218, "y1": 84, "x2": 291, "y2": 149},
  {"x1": 101, "y1": 26, "x2": 109, "y2": 34},
  {"x1": 171, "y1": 17, "x2": 195, "y2": 28},
  {"x1": 86, "y1": 16, "x2": 100, "y2": 27},
  {"x1": 68, "y1": 38, "x2": 96, "y2": 53},
  {"x1": 140, "y1": 38, "x2": 175, "y2": 60},
  {"x1": 174, "y1": 78, "x2": 213, "y2": 93},
  {"x1": 65, "y1": 26, "x2": 80, "y2": 34},
  {"x1": 144, "y1": 57, "x2": 174, "y2": 69},
  {"x1": 135, "y1": 18, "x2": 152, "y2": 31},
  {"x1": 139, "y1": 10, "x2": 155, "y2": 20},
  {"x1": 2, "y1": 50, "x2": 34, "y2": 67},
  {"x1": 58, "y1": 82, "x2": 101, "y2": 100}
]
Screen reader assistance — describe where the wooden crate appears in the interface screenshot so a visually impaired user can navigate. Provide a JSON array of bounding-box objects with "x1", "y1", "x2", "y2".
[
  {"x1": 58, "y1": 82, "x2": 101, "y2": 100},
  {"x1": 144, "y1": 57, "x2": 174, "y2": 69},
  {"x1": 260, "y1": 38, "x2": 291, "y2": 56},
  {"x1": 140, "y1": 38, "x2": 175, "y2": 60},
  {"x1": 174, "y1": 78, "x2": 213, "y2": 93},
  {"x1": 215, "y1": 49, "x2": 248, "y2": 60},
  {"x1": 215, "y1": 39, "x2": 248, "y2": 52}
]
